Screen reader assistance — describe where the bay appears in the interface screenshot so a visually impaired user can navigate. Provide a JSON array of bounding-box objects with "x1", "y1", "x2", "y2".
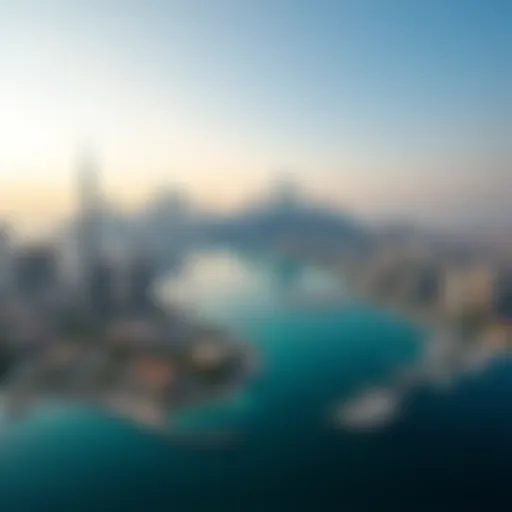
[{"x1": 1, "y1": 250, "x2": 512, "y2": 510}]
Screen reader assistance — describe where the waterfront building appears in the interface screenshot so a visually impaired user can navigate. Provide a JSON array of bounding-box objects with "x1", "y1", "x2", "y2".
[
  {"x1": 130, "y1": 355, "x2": 175, "y2": 395},
  {"x1": 442, "y1": 264, "x2": 495, "y2": 317}
]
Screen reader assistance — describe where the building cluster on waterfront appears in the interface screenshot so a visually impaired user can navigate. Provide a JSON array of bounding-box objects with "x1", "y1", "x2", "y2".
[
  {"x1": 0, "y1": 157, "x2": 251, "y2": 430},
  {"x1": 2, "y1": 157, "x2": 511, "y2": 427},
  {"x1": 354, "y1": 234, "x2": 512, "y2": 345}
]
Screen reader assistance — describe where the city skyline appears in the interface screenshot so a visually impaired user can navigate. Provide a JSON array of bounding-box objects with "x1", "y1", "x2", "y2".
[{"x1": 0, "y1": 0, "x2": 510, "y2": 234}]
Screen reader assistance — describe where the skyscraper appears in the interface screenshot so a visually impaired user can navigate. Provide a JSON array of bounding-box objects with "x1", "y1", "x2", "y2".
[
  {"x1": 0, "y1": 223, "x2": 12, "y2": 298},
  {"x1": 14, "y1": 245, "x2": 58, "y2": 303},
  {"x1": 88, "y1": 258, "x2": 117, "y2": 319},
  {"x1": 127, "y1": 256, "x2": 154, "y2": 313},
  {"x1": 76, "y1": 150, "x2": 103, "y2": 284}
]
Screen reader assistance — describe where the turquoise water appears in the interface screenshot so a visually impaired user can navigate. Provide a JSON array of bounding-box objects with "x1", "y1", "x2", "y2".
[{"x1": 2, "y1": 251, "x2": 512, "y2": 510}]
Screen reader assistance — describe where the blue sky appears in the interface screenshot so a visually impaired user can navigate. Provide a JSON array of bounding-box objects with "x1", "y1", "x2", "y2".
[{"x1": 0, "y1": 0, "x2": 509, "y2": 231}]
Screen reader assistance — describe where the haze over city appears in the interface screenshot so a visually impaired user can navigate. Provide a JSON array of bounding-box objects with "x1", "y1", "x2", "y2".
[
  {"x1": 2, "y1": 1, "x2": 512, "y2": 510},
  {"x1": 0, "y1": 0, "x2": 510, "y2": 236}
]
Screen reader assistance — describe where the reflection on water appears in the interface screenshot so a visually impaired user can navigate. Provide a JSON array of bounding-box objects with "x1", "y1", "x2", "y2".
[
  {"x1": 159, "y1": 251, "x2": 278, "y2": 319},
  {"x1": 2, "y1": 250, "x2": 512, "y2": 509},
  {"x1": 159, "y1": 250, "x2": 349, "y2": 323},
  {"x1": 160, "y1": 250, "x2": 421, "y2": 429}
]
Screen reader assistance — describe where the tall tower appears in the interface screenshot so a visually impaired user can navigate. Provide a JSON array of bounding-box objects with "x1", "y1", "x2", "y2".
[
  {"x1": 0, "y1": 222, "x2": 11, "y2": 298},
  {"x1": 76, "y1": 149, "x2": 103, "y2": 282}
]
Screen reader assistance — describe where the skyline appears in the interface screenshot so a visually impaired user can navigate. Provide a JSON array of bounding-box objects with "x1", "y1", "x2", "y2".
[{"x1": 0, "y1": 0, "x2": 510, "y2": 234}]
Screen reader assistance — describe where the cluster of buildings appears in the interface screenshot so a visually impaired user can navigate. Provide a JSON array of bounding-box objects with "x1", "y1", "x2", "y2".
[
  {"x1": 0, "y1": 157, "x2": 251, "y2": 431},
  {"x1": 358, "y1": 237, "x2": 512, "y2": 344},
  {"x1": 0, "y1": 156, "x2": 156, "y2": 350}
]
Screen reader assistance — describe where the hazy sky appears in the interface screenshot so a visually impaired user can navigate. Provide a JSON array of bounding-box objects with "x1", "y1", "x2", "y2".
[{"x1": 0, "y1": 0, "x2": 510, "y2": 232}]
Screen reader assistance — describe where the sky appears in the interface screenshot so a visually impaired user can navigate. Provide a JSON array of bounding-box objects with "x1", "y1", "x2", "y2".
[{"x1": 0, "y1": 0, "x2": 510, "y2": 234}]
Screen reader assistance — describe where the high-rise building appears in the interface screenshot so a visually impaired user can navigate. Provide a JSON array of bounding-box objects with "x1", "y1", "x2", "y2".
[
  {"x1": 127, "y1": 257, "x2": 154, "y2": 312},
  {"x1": 76, "y1": 150, "x2": 103, "y2": 282},
  {"x1": 14, "y1": 245, "x2": 58, "y2": 303},
  {"x1": 110, "y1": 254, "x2": 155, "y2": 315},
  {"x1": 0, "y1": 223, "x2": 12, "y2": 297},
  {"x1": 88, "y1": 259, "x2": 117, "y2": 319}
]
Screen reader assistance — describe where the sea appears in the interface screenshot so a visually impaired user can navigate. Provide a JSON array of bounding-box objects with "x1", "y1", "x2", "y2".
[{"x1": 1, "y1": 250, "x2": 512, "y2": 511}]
